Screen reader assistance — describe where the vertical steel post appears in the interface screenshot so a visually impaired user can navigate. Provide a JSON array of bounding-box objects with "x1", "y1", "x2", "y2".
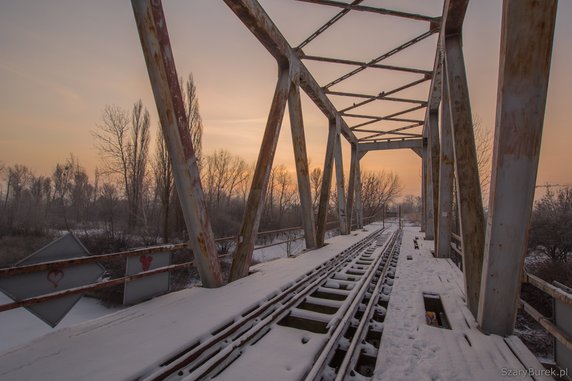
[
  {"x1": 428, "y1": 112, "x2": 440, "y2": 237},
  {"x1": 346, "y1": 144, "x2": 358, "y2": 231},
  {"x1": 288, "y1": 81, "x2": 317, "y2": 249},
  {"x1": 131, "y1": 0, "x2": 222, "y2": 287},
  {"x1": 316, "y1": 119, "x2": 337, "y2": 247},
  {"x1": 478, "y1": 0, "x2": 557, "y2": 336},
  {"x1": 445, "y1": 34, "x2": 486, "y2": 317},
  {"x1": 421, "y1": 141, "x2": 427, "y2": 233},
  {"x1": 333, "y1": 119, "x2": 349, "y2": 235},
  {"x1": 436, "y1": 69, "x2": 455, "y2": 258},
  {"x1": 425, "y1": 134, "x2": 435, "y2": 239},
  {"x1": 355, "y1": 154, "x2": 364, "y2": 229},
  {"x1": 229, "y1": 66, "x2": 291, "y2": 281}
]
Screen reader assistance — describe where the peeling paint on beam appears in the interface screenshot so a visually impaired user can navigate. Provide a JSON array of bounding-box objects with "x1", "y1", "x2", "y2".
[{"x1": 131, "y1": 0, "x2": 223, "y2": 288}]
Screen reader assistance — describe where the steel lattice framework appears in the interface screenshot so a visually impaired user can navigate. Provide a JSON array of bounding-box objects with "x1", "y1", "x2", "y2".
[{"x1": 131, "y1": 0, "x2": 558, "y2": 339}]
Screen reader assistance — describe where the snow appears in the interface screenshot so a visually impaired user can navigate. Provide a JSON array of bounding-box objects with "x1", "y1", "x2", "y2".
[
  {"x1": 373, "y1": 226, "x2": 552, "y2": 381},
  {"x1": 0, "y1": 293, "x2": 124, "y2": 352},
  {"x1": 0, "y1": 224, "x2": 551, "y2": 381},
  {"x1": 0, "y1": 224, "x2": 382, "y2": 381}
]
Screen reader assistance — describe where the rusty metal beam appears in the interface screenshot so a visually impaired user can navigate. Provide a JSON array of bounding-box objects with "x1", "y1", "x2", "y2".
[
  {"x1": 357, "y1": 122, "x2": 423, "y2": 141},
  {"x1": 334, "y1": 121, "x2": 349, "y2": 235},
  {"x1": 131, "y1": 0, "x2": 223, "y2": 288},
  {"x1": 358, "y1": 131, "x2": 422, "y2": 139},
  {"x1": 230, "y1": 67, "x2": 291, "y2": 281},
  {"x1": 301, "y1": 54, "x2": 432, "y2": 76},
  {"x1": 411, "y1": 147, "x2": 423, "y2": 158},
  {"x1": 346, "y1": 143, "x2": 357, "y2": 231},
  {"x1": 478, "y1": 0, "x2": 557, "y2": 336},
  {"x1": 355, "y1": 155, "x2": 364, "y2": 229},
  {"x1": 316, "y1": 119, "x2": 337, "y2": 246},
  {"x1": 347, "y1": 104, "x2": 426, "y2": 124},
  {"x1": 352, "y1": 117, "x2": 424, "y2": 130},
  {"x1": 222, "y1": 0, "x2": 356, "y2": 143},
  {"x1": 436, "y1": 68, "x2": 454, "y2": 258},
  {"x1": 445, "y1": 34, "x2": 485, "y2": 318},
  {"x1": 295, "y1": 0, "x2": 440, "y2": 23},
  {"x1": 296, "y1": 0, "x2": 365, "y2": 49},
  {"x1": 326, "y1": 91, "x2": 427, "y2": 105},
  {"x1": 288, "y1": 81, "x2": 318, "y2": 249},
  {"x1": 442, "y1": 0, "x2": 470, "y2": 35},
  {"x1": 339, "y1": 76, "x2": 431, "y2": 114},
  {"x1": 324, "y1": 29, "x2": 438, "y2": 89},
  {"x1": 427, "y1": 112, "x2": 440, "y2": 238},
  {"x1": 358, "y1": 138, "x2": 424, "y2": 152}
]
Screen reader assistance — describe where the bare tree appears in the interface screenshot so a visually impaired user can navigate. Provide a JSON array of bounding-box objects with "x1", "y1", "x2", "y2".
[
  {"x1": 182, "y1": 74, "x2": 203, "y2": 165},
  {"x1": 360, "y1": 170, "x2": 403, "y2": 218},
  {"x1": 473, "y1": 116, "x2": 493, "y2": 205},
  {"x1": 310, "y1": 167, "x2": 322, "y2": 212},
  {"x1": 529, "y1": 186, "x2": 572, "y2": 262},
  {"x1": 153, "y1": 127, "x2": 174, "y2": 242},
  {"x1": 93, "y1": 100, "x2": 150, "y2": 231}
]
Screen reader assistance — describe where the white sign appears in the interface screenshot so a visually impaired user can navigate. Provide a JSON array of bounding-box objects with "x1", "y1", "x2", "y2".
[
  {"x1": 0, "y1": 233, "x2": 104, "y2": 327},
  {"x1": 123, "y1": 251, "x2": 170, "y2": 305}
]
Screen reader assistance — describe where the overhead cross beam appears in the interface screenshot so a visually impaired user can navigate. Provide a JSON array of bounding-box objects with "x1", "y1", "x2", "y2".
[
  {"x1": 357, "y1": 122, "x2": 424, "y2": 141},
  {"x1": 295, "y1": 0, "x2": 440, "y2": 23},
  {"x1": 326, "y1": 91, "x2": 427, "y2": 105},
  {"x1": 338, "y1": 76, "x2": 431, "y2": 114},
  {"x1": 296, "y1": 0, "x2": 365, "y2": 49},
  {"x1": 324, "y1": 29, "x2": 438, "y2": 89},
  {"x1": 301, "y1": 54, "x2": 432, "y2": 76},
  {"x1": 223, "y1": 0, "x2": 356, "y2": 143}
]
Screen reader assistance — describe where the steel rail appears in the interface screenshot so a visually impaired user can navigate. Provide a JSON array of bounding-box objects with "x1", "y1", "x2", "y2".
[
  {"x1": 304, "y1": 229, "x2": 401, "y2": 380},
  {"x1": 336, "y1": 230, "x2": 402, "y2": 380},
  {"x1": 139, "y1": 227, "x2": 390, "y2": 380}
]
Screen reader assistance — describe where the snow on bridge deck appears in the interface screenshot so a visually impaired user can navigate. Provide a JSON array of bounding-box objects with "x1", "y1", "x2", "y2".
[
  {"x1": 0, "y1": 224, "x2": 550, "y2": 381},
  {"x1": 0, "y1": 224, "x2": 389, "y2": 381},
  {"x1": 375, "y1": 226, "x2": 551, "y2": 381}
]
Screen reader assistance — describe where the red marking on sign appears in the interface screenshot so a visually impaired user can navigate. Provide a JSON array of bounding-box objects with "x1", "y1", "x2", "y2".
[
  {"x1": 139, "y1": 255, "x2": 153, "y2": 272},
  {"x1": 47, "y1": 268, "x2": 65, "y2": 288}
]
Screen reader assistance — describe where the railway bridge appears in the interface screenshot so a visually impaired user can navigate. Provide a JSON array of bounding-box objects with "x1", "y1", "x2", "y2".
[{"x1": 0, "y1": 1, "x2": 570, "y2": 380}]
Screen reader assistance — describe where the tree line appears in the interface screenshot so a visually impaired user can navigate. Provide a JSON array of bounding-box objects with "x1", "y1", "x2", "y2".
[{"x1": 0, "y1": 75, "x2": 403, "y2": 250}]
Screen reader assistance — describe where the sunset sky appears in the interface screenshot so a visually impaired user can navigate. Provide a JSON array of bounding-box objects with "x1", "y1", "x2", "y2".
[{"x1": 1, "y1": 0, "x2": 571, "y2": 198}]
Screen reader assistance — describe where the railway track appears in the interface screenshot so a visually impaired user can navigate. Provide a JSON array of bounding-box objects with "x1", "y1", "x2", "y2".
[{"x1": 139, "y1": 226, "x2": 402, "y2": 381}]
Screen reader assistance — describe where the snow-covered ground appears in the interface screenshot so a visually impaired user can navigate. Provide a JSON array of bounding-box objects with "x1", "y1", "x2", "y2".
[{"x1": 0, "y1": 293, "x2": 124, "y2": 352}]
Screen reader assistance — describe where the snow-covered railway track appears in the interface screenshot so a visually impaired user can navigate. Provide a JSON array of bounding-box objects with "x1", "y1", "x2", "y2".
[{"x1": 140, "y1": 227, "x2": 400, "y2": 381}]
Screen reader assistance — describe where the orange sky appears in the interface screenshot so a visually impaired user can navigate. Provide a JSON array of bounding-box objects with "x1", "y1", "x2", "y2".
[{"x1": 0, "y1": 0, "x2": 571, "y2": 198}]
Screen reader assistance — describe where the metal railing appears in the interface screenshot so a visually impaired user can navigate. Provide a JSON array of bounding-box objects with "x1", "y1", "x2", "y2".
[
  {"x1": 445, "y1": 239, "x2": 572, "y2": 355},
  {"x1": 0, "y1": 216, "x2": 378, "y2": 314}
]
